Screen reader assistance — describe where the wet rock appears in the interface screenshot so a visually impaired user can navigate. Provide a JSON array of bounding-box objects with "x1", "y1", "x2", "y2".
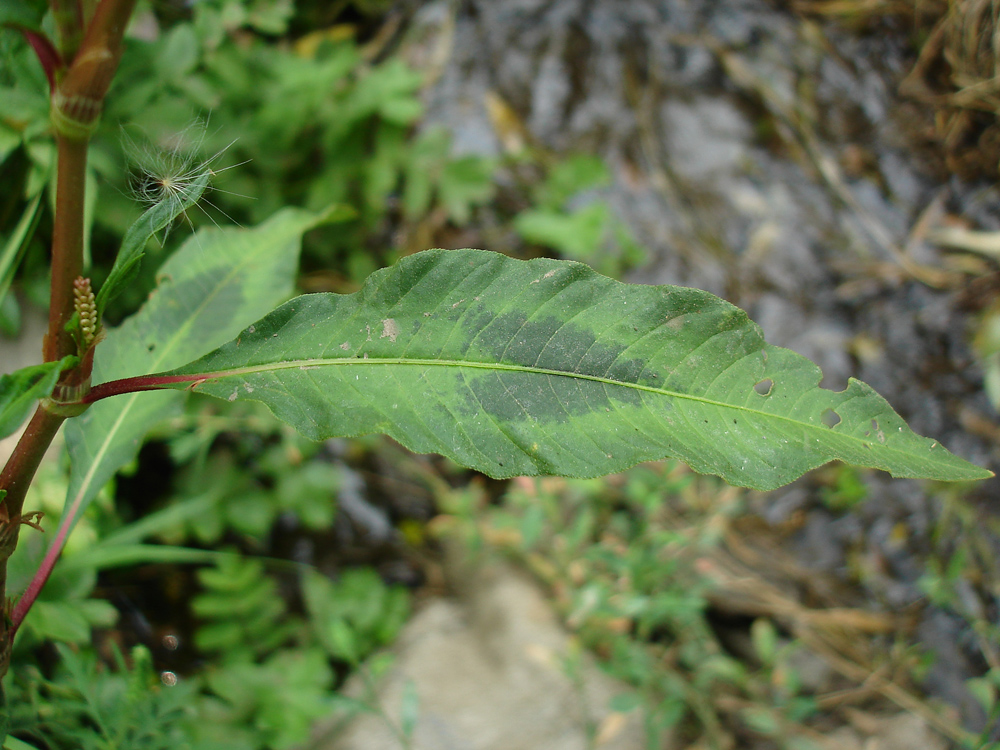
[
  {"x1": 661, "y1": 97, "x2": 751, "y2": 180},
  {"x1": 822, "y1": 712, "x2": 948, "y2": 750}
]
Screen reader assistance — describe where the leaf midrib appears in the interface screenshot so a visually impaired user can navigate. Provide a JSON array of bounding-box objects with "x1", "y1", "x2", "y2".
[{"x1": 180, "y1": 355, "x2": 949, "y2": 468}]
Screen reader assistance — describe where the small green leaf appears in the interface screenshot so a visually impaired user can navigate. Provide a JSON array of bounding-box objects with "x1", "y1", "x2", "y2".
[
  {"x1": 514, "y1": 203, "x2": 610, "y2": 261},
  {"x1": 95, "y1": 170, "x2": 210, "y2": 315},
  {"x1": 0, "y1": 1, "x2": 47, "y2": 30},
  {"x1": 0, "y1": 357, "x2": 76, "y2": 440},
  {"x1": 149, "y1": 249, "x2": 990, "y2": 489},
  {"x1": 741, "y1": 706, "x2": 780, "y2": 736},
  {"x1": 751, "y1": 618, "x2": 778, "y2": 666},
  {"x1": 23, "y1": 600, "x2": 95, "y2": 643},
  {"x1": 967, "y1": 676, "x2": 997, "y2": 713},
  {"x1": 156, "y1": 24, "x2": 200, "y2": 81},
  {"x1": 4, "y1": 735, "x2": 44, "y2": 750},
  {"x1": 326, "y1": 618, "x2": 359, "y2": 663},
  {"x1": 439, "y1": 156, "x2": 495, "y2": 225},
  {"x1": 609, "y1": 692, "x2": 643, "y2": 712},
  {"x1": 535, "y1": 155, "x2": 611, "y2": 209}
]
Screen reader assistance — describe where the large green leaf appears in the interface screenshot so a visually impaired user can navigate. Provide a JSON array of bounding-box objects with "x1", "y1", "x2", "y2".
[
  {"x1": 146, "y1": 249, "x2": 990, "y2": 490},
  {"x1": 62, "y1": 207, "x2": 339, "y2": 533}
]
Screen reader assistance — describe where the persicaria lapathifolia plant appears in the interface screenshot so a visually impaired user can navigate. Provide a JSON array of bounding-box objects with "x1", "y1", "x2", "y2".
[{"x1": 0, "y1": 0, "x2": 992, "y2": 698}]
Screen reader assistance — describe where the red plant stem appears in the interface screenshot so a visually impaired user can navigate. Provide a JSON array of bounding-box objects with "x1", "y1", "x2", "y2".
[
  {"x1": 9, "y1": 510, "x2": 72, "y2": 635},
  {"x1": 45, "y1": 0, "x2": 137, "y2": 362},
  {"x1": 44, "y1": 135, "x2": 88, "y2": 364},
  {"x1": 0, "y1": 0, "x2": 138, "y2": 676},
  {"x1": 0, "y1": 408, "x2": 64, "y2": 531},
  {"x1": 0, "y1": 408, "x2": 64, "y2": 656}
]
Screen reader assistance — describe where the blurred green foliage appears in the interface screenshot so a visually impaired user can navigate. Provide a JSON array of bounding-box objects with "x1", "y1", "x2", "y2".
[
  {"x1": 0, "y1": 0, "x2": 501, "y2": 330},
  {"x1": 448, "y1": 463, "x2": 827, "y2": 749},
  {"x1": 513, "y1": 155, "x2": 647, "y2": 277},
  {"x1": 5, "y1": 644, "x2": 193, "y2": 750},
  {"x1": 7, "y1": 544, "x2": 412, "y2": 750},
  {"x1": 153, "y1": 403, "x2": 343, "y2": 545}
]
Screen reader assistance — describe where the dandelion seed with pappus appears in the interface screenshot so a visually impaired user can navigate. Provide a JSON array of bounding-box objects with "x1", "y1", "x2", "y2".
[{"x1": 121, "y1": 119, "x2": 249, "y2": 243}]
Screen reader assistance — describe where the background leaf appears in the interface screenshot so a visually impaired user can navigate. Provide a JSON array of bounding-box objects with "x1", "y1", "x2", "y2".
[
  {"x1": 0, "y1": 194, "x2": 42, "y2": 313},
  {"x1": 153, "y1": 249, "x2": 990, "y2": 489},
  {"x1": 0, "y1": 2, "x2": 48, "y2": 31},
  {"x1": 62, "y1": 207, "x2": 338, "y2": 536},
  {"x1": 0, "y1": 357, "x2": 75, "y2": 440}
]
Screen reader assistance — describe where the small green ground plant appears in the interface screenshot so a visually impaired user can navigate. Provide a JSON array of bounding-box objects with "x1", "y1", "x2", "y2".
[
  {"x1": 0, "y1": 0, "x2": 993, "y2": 745},
  {"x1": 455, "y1": 465, "x2": 1000, "y2": 749}
]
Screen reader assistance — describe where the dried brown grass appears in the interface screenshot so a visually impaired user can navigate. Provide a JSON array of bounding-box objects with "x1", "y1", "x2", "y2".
[{"x1": 797, "y1": 0, "x2": 1000, "y2": 177}]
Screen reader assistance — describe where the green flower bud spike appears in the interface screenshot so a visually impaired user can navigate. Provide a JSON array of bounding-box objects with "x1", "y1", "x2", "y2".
[{"x1": 73, "y1": 277, "x2": 98, "y2": 347}]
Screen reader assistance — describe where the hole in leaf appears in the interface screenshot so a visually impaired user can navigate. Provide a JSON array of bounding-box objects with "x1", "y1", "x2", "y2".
[
  {"x1": 870, "y1": 418, "x2": 879, "y2": 431},
  {"x1": 754, "y1": 379, "x2": 773, "y2": 397},
  {"x1": 821, "y1": 409, "x2": 841, "y2": 428}
]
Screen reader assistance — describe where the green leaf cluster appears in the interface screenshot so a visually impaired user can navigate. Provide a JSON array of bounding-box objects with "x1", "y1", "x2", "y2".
[
  {"x1": 402, "y1": 127, "x2": 497, "y2": 225},
  {"x1": 94, "y1": 8, "x2": 481, "y2": 280},
  {"x1": 6, "y1": 535, "x2": 118, "y2": 648},
  {"x1": 192, "y1": 554, "x2": 299, "y2": 660},
  {"x1": 194, "y1": 647, "x2": 336, "y2": 750},
  {"x1": 154, "y1": 426, "x2": 342, "y2": 549},
  {"x1": 1, "y1": 2, "x2": 493, "y2": 334},
  {"x1": 187, "y1": 553, "x2": 410, "y2": 750},
  {"x1": 0, "y1": 358, "x2": 75, "y2": 440},
  {"x1": 5, "y1": 644, "x2": 193, "y2": 750},
  {"x1": 302, "y1": 567, "x2": 410, "y2": 665},
  {"x1": 514, "y1": 155, "x2": 647, "y2": 277}
]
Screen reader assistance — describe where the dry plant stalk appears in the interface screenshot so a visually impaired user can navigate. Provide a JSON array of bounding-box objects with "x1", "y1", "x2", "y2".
[{"x1": 800, "y1": 0, "x2": 1000, "y2": 176}]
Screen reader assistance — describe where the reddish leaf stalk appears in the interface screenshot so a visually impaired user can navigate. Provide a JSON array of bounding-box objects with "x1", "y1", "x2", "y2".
[
  {"x1": 81, "y1": 372, "x2": 215, "y2": 403},
  {"x1": 19, "y1": 29, "x2": 63, "y2": 91},
  {"x1": 0, "y1": 0, "x2": 137, "y2": 679},
  {"x1": 0, "y1": 408, "x2": 64, "y2": 674},
  {"x1": 9, "y1": 508, "x2": 74, "y2": 636}
]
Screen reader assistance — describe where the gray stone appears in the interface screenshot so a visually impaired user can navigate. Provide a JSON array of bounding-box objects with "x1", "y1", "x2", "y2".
[{"x1": 311, "y1": 556, "x2": 648, "y2": 750}]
